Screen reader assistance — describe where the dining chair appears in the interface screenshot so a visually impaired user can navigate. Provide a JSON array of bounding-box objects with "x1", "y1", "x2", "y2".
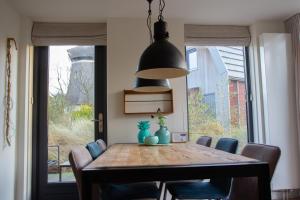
[
  {"x1": 96, "y1": 139, "x2": 107, "y2": 151},
  {"x1": 69, "y1": 146, "x2": 95, "y2": 200},
  {"x1": 226, "y1": 143, "x2": 281, "y2": 200},
  {"x1": 70, "y1": 146, "x2": 162, "y2": 200},
  {"x1": 196, "y1": 136, "x2": 212, "y2": 147},
  {"x1": 215, "y1": 138, "x2": 238, "y2": 153},
  {"x1": 164, "y1": 138, "x2": 239, "y2": 200}
]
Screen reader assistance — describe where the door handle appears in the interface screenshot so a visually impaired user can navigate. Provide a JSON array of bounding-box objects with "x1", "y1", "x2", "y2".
[{"x1": 91, "y1": 113, "x2": 103, "y2": 133}]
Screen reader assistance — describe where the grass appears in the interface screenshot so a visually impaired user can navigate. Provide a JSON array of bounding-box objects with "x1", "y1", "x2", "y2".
[{"x1": 48, "y1": 119, "x2": 94, "y2": 166}]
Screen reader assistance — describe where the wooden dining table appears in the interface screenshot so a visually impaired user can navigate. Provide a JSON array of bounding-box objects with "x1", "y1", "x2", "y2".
[{"x1": 82, "y1": 143, "x2": 271, "y2": 200}]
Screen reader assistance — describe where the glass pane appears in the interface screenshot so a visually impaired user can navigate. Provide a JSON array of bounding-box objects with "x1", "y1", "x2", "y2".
[
  {"x1": 48, "y1": 46, "x2": 95, "y2": 182},
  {"x1": 187, "y1": 46, "x2": 248, "y2": 152}
]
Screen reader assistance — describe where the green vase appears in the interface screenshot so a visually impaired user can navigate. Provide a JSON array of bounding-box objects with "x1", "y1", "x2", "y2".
[{"x1": 155, "y1": 126, "x2": 170, "y2": 144}]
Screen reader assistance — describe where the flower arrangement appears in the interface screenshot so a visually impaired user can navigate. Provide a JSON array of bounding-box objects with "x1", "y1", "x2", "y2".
[{"x1": 152, "y1": 108, "x2": 167, "y2": 127}]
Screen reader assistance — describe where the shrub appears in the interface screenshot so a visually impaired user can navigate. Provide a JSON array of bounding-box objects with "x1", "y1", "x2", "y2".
[{"x1": 71, "y1": 104, "x2": 93, "y2": 120}]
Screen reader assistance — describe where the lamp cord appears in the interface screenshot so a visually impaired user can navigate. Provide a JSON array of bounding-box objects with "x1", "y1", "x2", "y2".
[
  {"x1": 158, "y1": 0, "x2": 166, "y2": 21},
  {"x1": 147, "y1": 0, "x2": 153, "y2": 44}
]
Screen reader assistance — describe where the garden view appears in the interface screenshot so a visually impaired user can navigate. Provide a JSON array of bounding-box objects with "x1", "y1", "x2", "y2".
[{"x1": 47, "y1": 46, "x2": 95, "y2": 182}]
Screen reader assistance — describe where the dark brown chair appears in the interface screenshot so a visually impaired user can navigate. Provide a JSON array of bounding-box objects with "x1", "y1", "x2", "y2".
[
  {"x1": 196, "y1": 136, "x2": 212, "y2": 147},
  {"x1": 69, "y1": 146, "x2": 94, "y2": 200},
  {"x1": 227, "y1": 143, "x2": 281, "y2": 200}
]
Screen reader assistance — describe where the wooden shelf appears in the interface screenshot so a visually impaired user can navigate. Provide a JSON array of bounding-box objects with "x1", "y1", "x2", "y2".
[{"x1": 124, "y1": 90, "x2": 174, "y2": 114}]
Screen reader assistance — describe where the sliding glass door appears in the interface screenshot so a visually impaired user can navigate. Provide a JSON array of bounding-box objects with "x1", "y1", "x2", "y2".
[{"x1": 32, "y1": 46, "x2": 107, "y2": 200}]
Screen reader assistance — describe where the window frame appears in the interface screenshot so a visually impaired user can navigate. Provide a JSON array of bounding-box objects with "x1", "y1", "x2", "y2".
[{"x1": 186, "y1": 48, "x2": 199, "y2": 71}]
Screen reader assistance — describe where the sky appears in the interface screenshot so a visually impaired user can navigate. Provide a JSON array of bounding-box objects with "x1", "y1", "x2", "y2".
[{"x1": 49, "y1": 46, "x2": 75, "y2": 95}]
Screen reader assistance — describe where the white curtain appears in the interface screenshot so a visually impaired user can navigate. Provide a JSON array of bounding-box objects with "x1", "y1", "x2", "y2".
[
  {"x1": 286, "y1": 14, "x2": 300, "y2": 151},
  {"x1": 184, "y1": 25, "x2": 251, "y2": 46},
  {"x1": 31, "y1": 22, "x2": 107, "y2": 46}
]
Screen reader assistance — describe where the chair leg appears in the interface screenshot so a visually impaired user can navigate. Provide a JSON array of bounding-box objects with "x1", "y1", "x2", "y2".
[
  {"x1": 158, "y1": 182, "x2": 164, "y2": 200},
  {"x1": 163, "y1": 186, "x2": 168, "y2": 200}
]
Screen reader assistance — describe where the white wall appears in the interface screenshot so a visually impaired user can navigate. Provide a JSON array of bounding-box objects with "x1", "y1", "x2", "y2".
[
  {"x1": 249, "y1": 21, "x2": 285, "y2": 143},
  {"x1": 0, "y1": 0, "x2": 20, "y2": 199},
  {"x1": 107, "y1": 18, "x2": 188, "y2": 144},
  {"x1": 259, "y1": 33, "x2": 300, "y2": 190}
]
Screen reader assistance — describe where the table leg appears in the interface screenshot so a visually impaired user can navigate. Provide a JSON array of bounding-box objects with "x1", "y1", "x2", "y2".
[
  {"x1": 82, "y1": 173, "x2": 92, "y2": 200},
  {"x1": 258, "y1": 164, "x2": 271, "y2": 200}
]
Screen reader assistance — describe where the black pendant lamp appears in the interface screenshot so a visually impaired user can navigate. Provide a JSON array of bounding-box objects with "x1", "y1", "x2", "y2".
[
  {"x1": 136, "y1": 0, "x2": 188, "y2": 79},
  {"x1": 133, "y1": 78, "x2": 171, "y2": 92},
  {"x1": 133, "y1": 0, "x2": 171, "y2": 92}
]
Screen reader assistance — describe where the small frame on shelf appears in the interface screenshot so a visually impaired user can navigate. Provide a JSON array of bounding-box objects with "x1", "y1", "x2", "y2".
[{"x1": 124, "y1": 90, "x2": 174, "y2": 114}]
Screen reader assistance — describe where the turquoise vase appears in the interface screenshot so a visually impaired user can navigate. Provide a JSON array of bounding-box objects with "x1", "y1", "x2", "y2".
[
  {"x1": 138, "y1": 129, "x2": 151, "y2": 144},
  {"x1": 155, "y1": 126, "x2": 170, "y2": 144},
  {"x1": 137, "y1": 121, "x2": 151, "y2": 144}
]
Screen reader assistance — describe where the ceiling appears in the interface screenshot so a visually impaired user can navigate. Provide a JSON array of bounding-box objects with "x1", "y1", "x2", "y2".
[{"x1": 8, "y1": 0, "x2": 300, "y2": 25}]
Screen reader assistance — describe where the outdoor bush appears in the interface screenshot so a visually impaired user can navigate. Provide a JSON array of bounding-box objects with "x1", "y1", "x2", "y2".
[
  {"x1": 188, "y1": 89, "x2": 247, "y2": 152},
  {"x1": 71, "y1": 104, "x2": 93, "y2": 120},
  {"x1": 188, "y1": 90, "x2": 224, "y2": 135}
]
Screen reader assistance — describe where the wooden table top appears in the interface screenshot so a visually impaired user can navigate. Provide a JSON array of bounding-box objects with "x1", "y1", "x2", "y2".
[{"x1": 85, "y1": 143, "x2": 257, "y2": 169}]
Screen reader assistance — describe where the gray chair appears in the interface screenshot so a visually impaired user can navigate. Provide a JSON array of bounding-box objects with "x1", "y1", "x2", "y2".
[{"x1": 196, "y1": 136, "x2": 212, "y2": 147}]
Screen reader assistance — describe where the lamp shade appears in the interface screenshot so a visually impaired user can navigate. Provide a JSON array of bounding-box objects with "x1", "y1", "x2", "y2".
[
  {"x1": 136, "y1": 20, "x2": 188, "y2": 79},
  {"x1": 133, "y1": 78, "x2": 171, "y2": 92}
]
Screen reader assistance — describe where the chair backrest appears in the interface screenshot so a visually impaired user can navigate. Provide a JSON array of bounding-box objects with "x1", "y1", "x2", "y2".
[
  {"x1": 196, "y1": 136, "x2": 212, "y2": 147},
  {"x1": 69, "y1": 146, "x2": 93, "y2": 200},
  {"x1": 215, "y1": 138, "x2": 238, "y2": 154},
  {"x1": 96, "y1": 139, "x2": 107, "y2": 151},
  {"x1": 227, "y1": 143, "x2": 281, "y2": 200},
  {"x1": 210, "y1": 138, "x2": 239, "y2": 192}
]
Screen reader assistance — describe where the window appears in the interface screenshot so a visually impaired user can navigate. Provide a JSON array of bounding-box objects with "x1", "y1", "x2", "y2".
[
  {"x1": 187, "y1": 48, "x2": 198, "y2": 71},
  {"x1": 186, "y1": 46, "x2": 251, "y2": 151}
]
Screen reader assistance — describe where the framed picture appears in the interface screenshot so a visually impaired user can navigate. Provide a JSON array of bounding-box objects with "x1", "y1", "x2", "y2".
[{"x1": 171, "y1": 132, "x2": 188, "y2": 143}]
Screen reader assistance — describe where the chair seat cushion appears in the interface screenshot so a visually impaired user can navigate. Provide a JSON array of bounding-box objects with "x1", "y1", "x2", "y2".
[
  {"x1": 166, "y1": 180, "x2": 228, "y2": 199},
  {"x1": 104, "y1": 182, "x2": 160, "y2": 200}
]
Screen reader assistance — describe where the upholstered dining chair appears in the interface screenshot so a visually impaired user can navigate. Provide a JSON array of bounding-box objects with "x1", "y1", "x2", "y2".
[
  {"x1": 69, "y1": 146, "x2": 162, "y2": 200},
  {"x1": 164, "y1": 138, "x2": 239, "y2": 200},
  {"x1": 196, "y1": 136, "x2": 212, "y2": 147},
  {"x1": 96, "y1": 139, "x2": 107, "y2": 151},
  {"x1": 85, "y1": 139, "x2": 107, "y2": 160},
  {"x1": 215, "y1": 138, "x2": 238, "y2": 153},
  {"x1": 69, "y1": 146, "x2": 94, "y2": 200},
  {"x1": 226, "y1": 143, "x2": 281, "y2": 200}
]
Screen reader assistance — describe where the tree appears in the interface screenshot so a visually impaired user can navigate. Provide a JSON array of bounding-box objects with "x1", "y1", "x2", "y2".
[{"x1": 188, "y1": 89, "x2": 224, "y2": 137}]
